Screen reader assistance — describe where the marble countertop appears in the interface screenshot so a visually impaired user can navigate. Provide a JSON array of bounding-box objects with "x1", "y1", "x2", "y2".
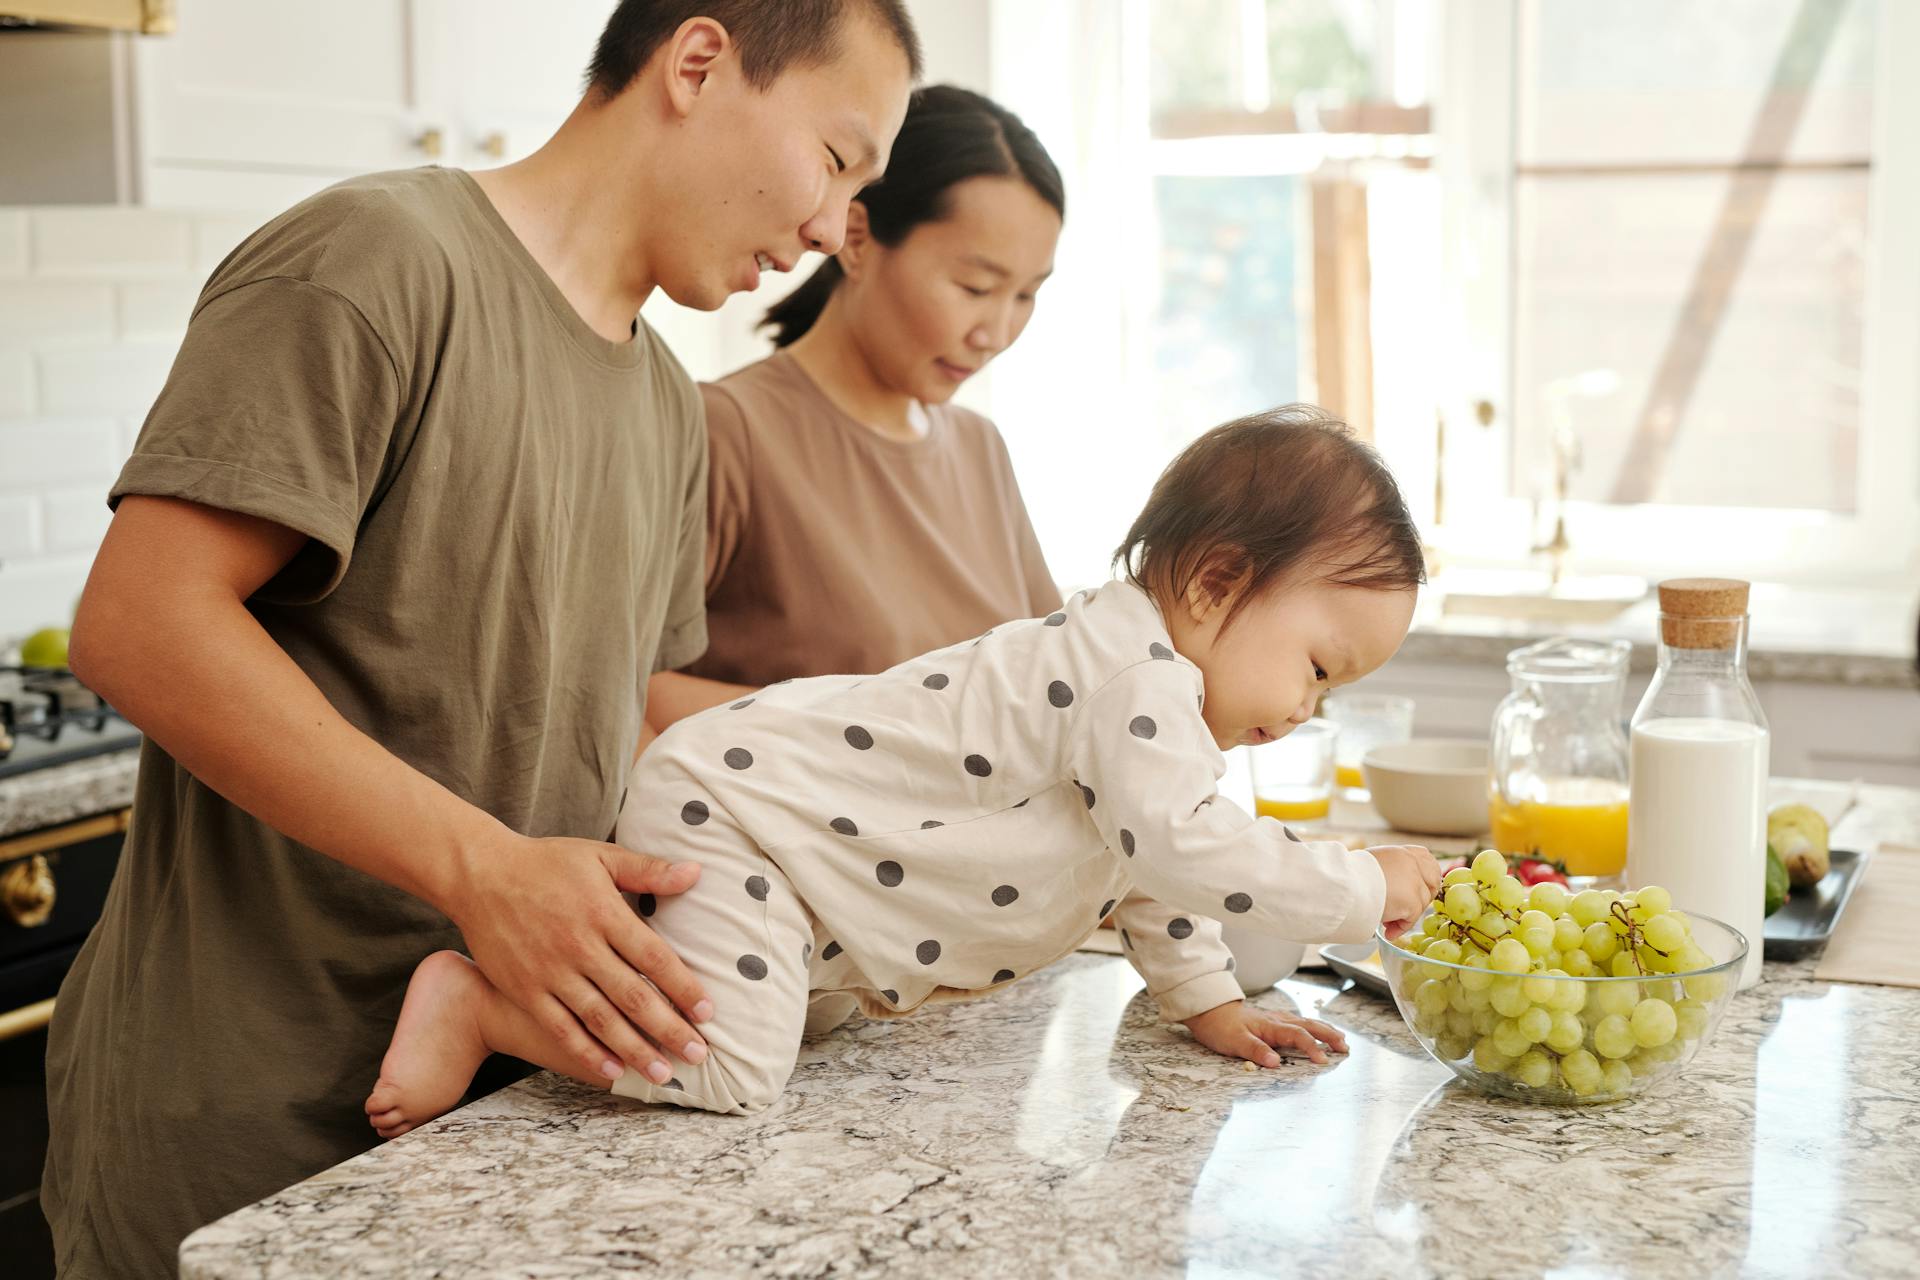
[
  {"x1": 0, "y1": 747, "x2": 139, "y2": 838},
  {"x1": 182, "y1": 782, "x2": 1920, "y2": 1279},
  {"x1": 1401, "y1": 580, "x2": 1919, "y2": 688}
]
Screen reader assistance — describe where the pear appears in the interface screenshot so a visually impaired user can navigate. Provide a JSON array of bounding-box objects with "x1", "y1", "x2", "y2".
[{"x1": 1767, "y1": 804, "x2": 1830, "y2": 889}]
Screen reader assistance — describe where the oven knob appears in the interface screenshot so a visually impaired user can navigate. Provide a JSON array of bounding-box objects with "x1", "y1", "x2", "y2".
[{"x1": 2, "y1": 854, "x2": 56, "y2": 928}]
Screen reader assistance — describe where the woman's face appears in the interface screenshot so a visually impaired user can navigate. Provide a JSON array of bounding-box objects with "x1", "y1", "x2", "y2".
[{"x1": 844, "y1": 174, "x2": 1062, "y2": 404}]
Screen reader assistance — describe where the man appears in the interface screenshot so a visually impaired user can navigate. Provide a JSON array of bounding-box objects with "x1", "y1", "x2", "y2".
[{"x1": 42, "y1": 4, "x2": 917, "y2": 1274}]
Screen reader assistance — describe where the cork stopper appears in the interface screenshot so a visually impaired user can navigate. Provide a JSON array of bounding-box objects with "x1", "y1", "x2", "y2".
[{"x1": 1656, "y1": 578, "x2": 1750, "y2": 649}]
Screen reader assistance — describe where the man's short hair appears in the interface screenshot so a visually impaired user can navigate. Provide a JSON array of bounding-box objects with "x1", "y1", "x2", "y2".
[{"x1": 587, "y1": 0, "x2": 922, "y2": 97}]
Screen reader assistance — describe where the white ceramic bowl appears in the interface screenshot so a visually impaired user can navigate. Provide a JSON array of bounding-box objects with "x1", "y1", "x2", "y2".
[
  {"x1": 1362, "y1": 739, "x2": 1490, "y2": 836},
  {"x1": 1218, "y1": 924, "x2": 1307, "y2": 995}
]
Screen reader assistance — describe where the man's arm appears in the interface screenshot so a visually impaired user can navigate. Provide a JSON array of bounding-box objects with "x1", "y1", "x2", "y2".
[
  {"x1": 76, "y1": 495, "x2": 715, "y2": 1084},
  {"x1": 644, "y1": 669, "x2": 758, "y2": 735}
]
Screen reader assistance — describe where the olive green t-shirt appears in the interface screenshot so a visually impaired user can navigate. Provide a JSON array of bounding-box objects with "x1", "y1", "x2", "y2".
[{"x1": 42, "y1": 167, "x2": 707, "y2": 1278}]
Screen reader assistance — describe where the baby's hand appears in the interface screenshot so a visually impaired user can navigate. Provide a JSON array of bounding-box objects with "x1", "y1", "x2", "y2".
[
  {"x1": 1369, "y1": 843, "x2": 1442, "y2": 938},
  {"x1": 1182, "y1": 1000, "x2": 1348, "y2": 1068}
]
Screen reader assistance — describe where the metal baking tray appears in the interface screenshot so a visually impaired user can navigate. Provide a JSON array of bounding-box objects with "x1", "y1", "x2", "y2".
[{"x1": 1764, "y1": 846, "x2": 1870, "y2": 959}]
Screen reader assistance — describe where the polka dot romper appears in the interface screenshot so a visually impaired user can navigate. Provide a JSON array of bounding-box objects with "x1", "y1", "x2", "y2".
[{"x1": 611, "y1": 581, "x2": 1387, "y2": 1114}]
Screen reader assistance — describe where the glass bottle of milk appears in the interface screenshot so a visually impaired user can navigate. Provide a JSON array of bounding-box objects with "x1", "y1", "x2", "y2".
[{"x1": 1626, "y1": 578, "x2": 1768, "y2": 989}]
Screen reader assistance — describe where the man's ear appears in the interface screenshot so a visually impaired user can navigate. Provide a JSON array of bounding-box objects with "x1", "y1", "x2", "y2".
[{"x1": 659, "y1": 17, "x2": 731, "y2": 118}]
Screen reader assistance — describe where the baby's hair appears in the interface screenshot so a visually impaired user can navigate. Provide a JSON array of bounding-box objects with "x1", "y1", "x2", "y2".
[{"x1": 1114, "y1": 404, "x2": 1426, "y2": 632}]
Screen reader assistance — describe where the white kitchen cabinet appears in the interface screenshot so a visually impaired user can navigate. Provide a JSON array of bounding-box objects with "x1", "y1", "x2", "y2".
[{"x1": 131, "y1": 0, "x2": 616, "y2": 210}]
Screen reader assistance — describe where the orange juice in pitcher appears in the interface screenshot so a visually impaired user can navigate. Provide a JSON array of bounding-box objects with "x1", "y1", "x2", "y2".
[{"x1": 1488, "y1": 638, "x2": 1634, "y2": 884}]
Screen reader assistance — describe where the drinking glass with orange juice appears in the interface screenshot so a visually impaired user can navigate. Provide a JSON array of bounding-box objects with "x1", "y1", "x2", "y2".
[
  {"x1": 1322, "y1": 692, "x2": 1415, "y2": 801},
  {"x1": 1488, "y1": 638, "x2": 1634, "y2": 883},
  {"x1": 1249, "y1": 718, "x2": 1338, "y2": 823}
]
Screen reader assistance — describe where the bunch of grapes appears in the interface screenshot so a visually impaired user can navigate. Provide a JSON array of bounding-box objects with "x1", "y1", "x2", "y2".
[{"x1": 1389, "y1": 849, "x2": 1729, "y2": 1100}]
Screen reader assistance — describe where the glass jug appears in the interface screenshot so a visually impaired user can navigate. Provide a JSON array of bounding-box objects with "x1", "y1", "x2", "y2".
[{"x1": 1488, "y1": 637, "x2": 1633, "y2": 881}]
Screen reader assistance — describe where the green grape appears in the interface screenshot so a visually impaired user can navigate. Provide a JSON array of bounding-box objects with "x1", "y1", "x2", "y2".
[
  {"x1": 1444, "y1": 883, "x2": 1482, "y2": 923},
  {"x1": 1445, "y1": 1006, "x2": 1475, "y2": 1039},
  {"x1": 1443, "y1": 866, "x2": 1475, "y2": 888},
  {"x1": 1490, "y1": 981, "x2": 1532, "y2": 1018},
  {"x1": 1609, "y1": 953, "x2": 1640, "y2": 978},
  {"x1": 1457, "y1": 953, "x2": 1494, "y2": 991},
  {"x1": 1626, "y1": 1050, "x2": 1657, "y2": 1078},
  {"x1": 1517, "y1": 1005, "x2": 1553, "y2": 1043},
  {"x1": 1513, "y1": 1048, "x2": 1554, "y2": 1088},
  {"x1": 1447, "y1": 981, "x2": 1473, "y2": 1014},
  {"x1": 1489, "y1": 875, "x2": 1527, "y2": 912},
  {"x1": 1472, "y1": 1007, "x2": 1497, "y2": 1036},
  {"x1": 1561, "y1": 1048, "x2": 1602, "y2": 1095},
  {"x1": 1546, "y1": 1009, "x2": 1585, "y2": 1053},
  {"x1": 1563, "y1": 949, "x2": 1597, "y2": 977},
  {"x1": 1635, "y1": 885, "x2": 1672, "y2": 916},
  {"x1": 1473, "y1": 1036, "x2": 1515, "y2": 1073},
  {"x1": 1475, "y1": 911, "x2": 1512, "y2": 941},
  {"x1": 1425, "y1": 938, "x2": 1464, "y2": 965},
  {"x1": 1593, "y1": 979, "x2": 1639, "y2": 1018},
  {"x1": 1593, "y1": 1013, "x2": 1636, "y2": 1059},
  {"x1": 1492, "y1": 1017, "x2": 1533, "y2": 1057},
  {"x1": 1622, "y1": 895, "x2": 1652, "y2": 926},
  {"x1": 1635, "y1": 943, "x2": 1665, "y2": 972},
  {"x1": 1520, "y1": 926, "x2": 1555, "y2": 959},
  {"x1": 1600, "y1": 1059, "x2": 1634, "y2": 1095},
  {"x1": 1552, "y1": 916, "x2": 1585, "y2": 952},
  {"x1": 1570, "y1": 890, "x2": 1609, "y2": 927},
  {"x1": 1644, "y1": 1039, "x2": 1684, "y2": 1065},
  {"x1": 1489, "y1": 938, "x2": 1531, "y2": 974},
  {"x1": 1519, "y1": 909, "x2": 1553, "y2": 934},
  {"x1": 1463, "y1": 984, "x2": 1493, "y2": 1013},
  {"x1": 1435, "y1": 1033, "x2": 1472, "y2": 1061},
  {"x1": 1413, "y1": 1003, "x2": 1447, "y2": 1037},
  {"x1": 1581, "y1": 922, "x2": 1619, "y2": 962},
  {"x1": 1525, "y1": 881, "x2": 1570, "y2": 917},
  {"x1": 1665, "y1": 909, "x2": 1692, "y2": 938},
  {"x1": 1471, "y1": 848, "x2": 1507, "y2": 887},
  {"x1": 1546, "y1": 972, "x2": 1587, "y2": 1013},
  {"x1": 1674, "y1": 944, "x2": 1714, "y2": 974},
  {"x1": 1403, "y1": 934, "x2": 1430, "y2": 957},
  {"x1": 1674, "y1": 998, "x2": 1710, "y2": 1040},
  {"x1": 1630, "y1": 998, "x2": 1678, "y2": 1047},
  {"x1": 1521, "y1": 972, "x2": 1555, "y2": 1003}
]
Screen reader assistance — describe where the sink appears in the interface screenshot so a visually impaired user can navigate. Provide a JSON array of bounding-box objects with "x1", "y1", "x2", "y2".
[{"x1": 1434, "y1": 569, "x2": 1649, "y2": 624}]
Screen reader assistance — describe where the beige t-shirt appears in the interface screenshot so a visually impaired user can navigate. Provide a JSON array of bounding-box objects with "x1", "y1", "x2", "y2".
[
  {"x1": 685, "y1": 350, "x2": 1060, "y2": 685},
  {"x1": 43, "y1": 167, "x2": 707, "y2": 1278}
]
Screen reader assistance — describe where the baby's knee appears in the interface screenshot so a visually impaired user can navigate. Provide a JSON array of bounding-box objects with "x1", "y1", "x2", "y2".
[{"x1": 611, "y1": 1046, "x2": 794, "y2": 1116}]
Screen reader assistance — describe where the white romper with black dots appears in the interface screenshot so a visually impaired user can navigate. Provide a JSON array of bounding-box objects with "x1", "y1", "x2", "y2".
[{"x1": 612, "y1": 579, "x2": 1388, "y2": 1114}]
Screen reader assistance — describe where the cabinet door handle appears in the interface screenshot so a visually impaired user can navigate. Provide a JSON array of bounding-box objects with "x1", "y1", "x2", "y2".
[
  {"x1": 414, "y1": 126, "x2": 446, "y2": 158},
  {"x1": 477, "y1": 131, "x2": 507, "y2": 159}
]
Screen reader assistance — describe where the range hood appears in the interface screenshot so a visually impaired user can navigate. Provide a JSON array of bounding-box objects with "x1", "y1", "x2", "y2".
[{"x1": 0, "y1": 1, "x2": 173, "y2": 33}]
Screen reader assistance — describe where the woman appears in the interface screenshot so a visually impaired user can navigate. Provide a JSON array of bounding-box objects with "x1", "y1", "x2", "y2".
[{"x1": 646, "y1": 84, "x2": 1065, "y2": 730}]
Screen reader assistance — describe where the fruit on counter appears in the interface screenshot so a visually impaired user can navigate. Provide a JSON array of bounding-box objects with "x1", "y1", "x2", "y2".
[
  {"x1": 1388, "y1": 848, "x2": 1725, "y2": 1100},
  {"x1": 1436, "y1": 850, "x2": 1570, "y2": 888},
  {"x1": 1764, "y1": 845, "x2": 1790, "y2": 918},
  {"x1": 19, "y1": 626, "x2": 71, "y2": 669},
  {"x1": 1767, "y1": 803, "x2": 1830, "y2": 889}
]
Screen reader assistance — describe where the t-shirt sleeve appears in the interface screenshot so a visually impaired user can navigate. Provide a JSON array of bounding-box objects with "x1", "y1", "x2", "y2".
[
  {"x1": 981, "y1": 419, "x2": 1061, "y2": 616},
  {"x1": 652, "y1": 389, "x2": 710, "y2": 675},
  {"x1": 108, "y1": 277, "x2": 402, "y2": 605},
  {"x1": 699, "y1": 382, "x2": 752, "y2": 597},
  {"x1": 1066, "y1": 660, "x2": 1388, "y2": 946}
]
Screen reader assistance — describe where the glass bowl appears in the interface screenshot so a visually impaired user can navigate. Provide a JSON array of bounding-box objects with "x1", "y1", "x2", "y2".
[{"x1": 1377, "y1": 913, "x2": 1747, "y2": 1105}]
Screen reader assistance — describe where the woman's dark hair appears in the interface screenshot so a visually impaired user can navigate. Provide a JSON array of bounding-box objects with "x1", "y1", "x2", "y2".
[
  {"x1": 1115, "y1": 405, "x2": 1426, "y2": 633},
  {"x1": 761, "y1": 83, "x2": 1064, "y2": 347},
  {"x1": 586, "y1": 0, "x2": 921, "y2": 98}
]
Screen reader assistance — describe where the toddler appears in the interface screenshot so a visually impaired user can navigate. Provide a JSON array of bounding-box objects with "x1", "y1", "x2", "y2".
[{"x1": 367, "y1": 405, "x2": 1442, "y2": 1130}]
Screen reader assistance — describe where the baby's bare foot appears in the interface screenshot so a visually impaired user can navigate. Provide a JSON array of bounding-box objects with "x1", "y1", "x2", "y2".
[{"x1": 365, "y1": 950, "x2": 491, "y2": 1140}]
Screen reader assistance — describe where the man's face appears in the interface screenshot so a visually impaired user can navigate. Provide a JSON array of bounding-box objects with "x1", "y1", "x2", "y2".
[{"x1": 654, "y1": 17, "x2": 913, "y2": 310}]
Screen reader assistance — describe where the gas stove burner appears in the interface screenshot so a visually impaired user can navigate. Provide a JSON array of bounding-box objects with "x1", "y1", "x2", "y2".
[{"x1": 0, "y1": 665, "x2": 142, "y2": 775}]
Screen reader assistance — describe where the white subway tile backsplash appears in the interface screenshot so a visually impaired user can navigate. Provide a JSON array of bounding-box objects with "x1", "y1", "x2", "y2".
[
  {"x1": 0, "y1": 280, "x2": 117, "y2": 346},
  {"x1": 0, "y1": 553, "x2": 93, "y2": 636},
  {"x1": 42, "y1": 484, "x2": 114, "y2": 553},
  {"x1": 0, "y1": 212, "x2": 27, "y2": 277},
  {"x1": 31, "y1": 208, "x2": 194, "y2": 277},
  {"x1": 0, "y1": 351, "x2": 32, "y2": 419},
  {"x1": 117, "y1": 279, "x2": 202, "y2": 340},
  {"x1": 37, "y1": 343, "x2": 177, "y2": 416},
  {"x1": 0, "y1": 420, "x2": 125, "y2": 490},
  {"x1": 0, "y1": 493, "x2": 39, "y2": 559}
]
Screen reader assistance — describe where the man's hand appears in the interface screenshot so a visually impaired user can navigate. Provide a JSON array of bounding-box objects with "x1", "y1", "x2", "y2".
[
  {"x1": 448, "y1": 833, "x2": 713, "y2": 1083},
  {"x1": 1182, "y1": 1000, "x2": 1348, "y2": 1068}
]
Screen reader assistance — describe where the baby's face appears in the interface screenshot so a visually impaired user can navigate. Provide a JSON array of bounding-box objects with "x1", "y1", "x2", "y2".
[{"x1": 1167, "y1": 578, "x2": 1416, "y2": 751}]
